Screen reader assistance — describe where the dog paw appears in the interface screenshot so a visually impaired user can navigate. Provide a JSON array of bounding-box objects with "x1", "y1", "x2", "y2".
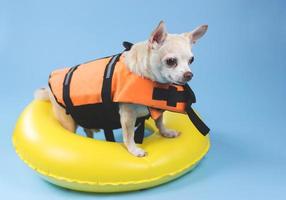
[
  {"x1": 128, "y1": 147, "x2": 146, "y2": 157},
  {"x1": 160, "y1": 129, "x2": 180, "y2": 138}
]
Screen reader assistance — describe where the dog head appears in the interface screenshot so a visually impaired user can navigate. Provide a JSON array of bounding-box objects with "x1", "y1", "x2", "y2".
[{"x1": 147, "y1": 21, "x2": 208, "y2": 85}]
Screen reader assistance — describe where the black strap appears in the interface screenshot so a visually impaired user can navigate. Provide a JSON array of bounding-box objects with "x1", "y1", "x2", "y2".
[
  {"x1": 123, "y1": 41, "x2": 133, "y2": 51},
  {"x1": 103, "y1": 120, "x2": 145, "y2": 144},
  {"x1": 134, "y1": 118, "x2": 145, "y2": 144},
  {"x1": 101, "y1": 54, "x2": 121, "y2": 142},
  {"x1": 104, "y1": 129, "x2": 115, "y2": 141},
  {"x1": 63, "y1": 65, "x2": 80, "y2": 115},
  {"x1": 185, "y1": 106, "x2": 210, "y2": 136},
  {"x1": 101, "y1": 54, "x2": 121, "y2": 105},
  {"x1": 152, "y1": 84, "x2": 209, "y2": 136},
  {"x1": 184, "y1": 84, "x2": 210, "y2": 136}
]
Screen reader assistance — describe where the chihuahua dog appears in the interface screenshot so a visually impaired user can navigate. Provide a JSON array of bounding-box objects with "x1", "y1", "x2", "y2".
[{"x1": 35, "y1": 21, "x2": 208, "y2": 157}]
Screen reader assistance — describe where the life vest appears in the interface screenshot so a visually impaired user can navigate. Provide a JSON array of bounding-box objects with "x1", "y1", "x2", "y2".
[{"x1": 48, "y1": 42, "x2": 209, "y2": 143}]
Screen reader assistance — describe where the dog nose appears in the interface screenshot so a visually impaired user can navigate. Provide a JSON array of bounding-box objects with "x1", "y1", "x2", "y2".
[{"x1": 183, "y1": 71, "x2": 193, "y2": 82}]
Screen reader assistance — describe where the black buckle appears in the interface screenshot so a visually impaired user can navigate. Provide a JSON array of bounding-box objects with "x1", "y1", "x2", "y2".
[{"x1": 152, "y1": 85, "x2": 194, "y2": 107}]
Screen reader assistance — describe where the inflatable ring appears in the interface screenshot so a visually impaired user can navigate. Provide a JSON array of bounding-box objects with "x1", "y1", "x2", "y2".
[{"x1": 13, "y1": 100, "x2": 210, "y2": 192}]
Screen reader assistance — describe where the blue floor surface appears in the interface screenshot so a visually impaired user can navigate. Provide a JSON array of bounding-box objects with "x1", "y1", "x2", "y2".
[{"x1": 1, "y1": 0, "x2": 285, "y2": 199}]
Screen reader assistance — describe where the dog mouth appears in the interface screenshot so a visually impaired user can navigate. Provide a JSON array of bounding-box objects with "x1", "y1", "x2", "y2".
[
  {"x1": 171, "y1": 77, "x2": 186, "y2": 85},
  {"x1": 167, "y1": 75, "x2": 186, "y2": 85},
  {"x1": 168, "y1": 75, "x2": 187, "y2": 85},
  {"x1": 174, "y1": 81, "x2": 186, "y2": 85}
]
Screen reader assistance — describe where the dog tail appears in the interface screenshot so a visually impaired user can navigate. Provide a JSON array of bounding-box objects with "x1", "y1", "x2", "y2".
[{"x1": 34, "y1": 87, "x2": 50, "y2": 101}]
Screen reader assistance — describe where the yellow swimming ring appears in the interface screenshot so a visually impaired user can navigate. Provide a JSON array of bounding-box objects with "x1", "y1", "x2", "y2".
[{"x1": 12, "y1": 100, "x2": 210, "y2": 193}]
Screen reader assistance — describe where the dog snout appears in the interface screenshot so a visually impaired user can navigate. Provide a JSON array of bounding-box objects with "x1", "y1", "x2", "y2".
[{"x1": 183, "y1": 71, "x2": 193, "y2": 82}]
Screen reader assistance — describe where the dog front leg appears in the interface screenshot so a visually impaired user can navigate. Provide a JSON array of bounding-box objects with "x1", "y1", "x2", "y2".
[
  {"x1": 119, "y1": 104, "x2": 146, "y2": 157},
  {"x1": 155, "y1": 115, "x2": 180, "y2": 138}
]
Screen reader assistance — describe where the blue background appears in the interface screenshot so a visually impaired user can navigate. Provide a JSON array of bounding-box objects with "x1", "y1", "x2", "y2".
[{"x1": 1, "y1": 0, "x2": 285, "y2": 199}]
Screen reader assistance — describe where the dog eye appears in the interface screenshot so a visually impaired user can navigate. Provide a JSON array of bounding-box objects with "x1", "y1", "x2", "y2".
[
  {"x1": 166, "y1": 58, "x2": 177, "y2": 67},
  {"x1": 189, "y1": 57, "x2": 194, "y2": 65}
]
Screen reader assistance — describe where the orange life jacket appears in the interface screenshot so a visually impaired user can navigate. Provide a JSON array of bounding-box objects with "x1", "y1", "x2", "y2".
[{"x1": 49, "y1": 42, "x2": 209, "y2": 143}]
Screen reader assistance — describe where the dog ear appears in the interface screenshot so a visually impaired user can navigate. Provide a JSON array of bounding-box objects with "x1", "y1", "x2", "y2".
[
  {"x1": 185, "y1": 25, "x2": 208, "y2": 44},
  {"x1": 149, "y1": 21, "x2": 167, "y2": 49}
]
